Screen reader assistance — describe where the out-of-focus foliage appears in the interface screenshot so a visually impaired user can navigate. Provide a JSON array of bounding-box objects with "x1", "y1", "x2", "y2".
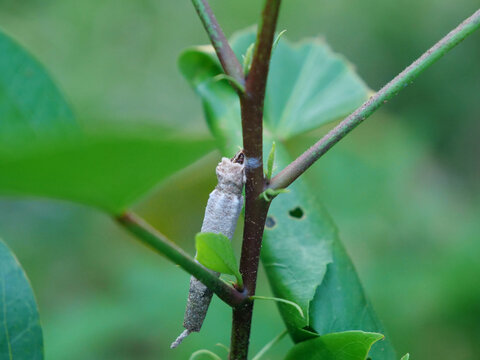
[
  {"x1": 284, "y1": 331, "x2": 383, "y2": 360},
  {"x1": 0, "y1": 117, "x2": 214, "y2": 213},
  {"x1": 0, "y1": 0, "x2": 478, "y2": 359},
  {"x1": 0, "y1": 29, "x2": 75, "y2": 156},
  {"x1": 0, "y1": 238, "x2": 43, "y2": 360},
  {"x1": 0, "y1": 30, "x2": 214, "y2": 213}
]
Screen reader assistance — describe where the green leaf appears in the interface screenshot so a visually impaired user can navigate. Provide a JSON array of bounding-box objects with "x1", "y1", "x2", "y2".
[
  {"x1": 308, "y1": 236, "x2": 395, "y2": 358},
  {"x1": 284, "y1": 331, "x2": 384, "y2": 360},
  {"x1": 0, "y1": 30, "x2": 77, "y2": 157},
  {"x1": 0, "y1": 238, "x2": 43, "y2": 360},
  {"x1": 195, "y1": 232, "x2": 242, "y2": 287},
  {"x1": 262, "y1": 144, "x2": 333, "y2": 340},
  {"x1": 179, "y1": 27, "x2": 369, "y2": 149},
  {"x1": 401, "y1": 354, "x2": 410, "y2": 360},
  {"x1": 179, "y1": 46, "x2": 242, "y2": 153},
  {"x1": 0, "y1": 120, "x2": 214, "y2": 213},
  {"x1": 263, "y1": 144, "x2": 396, "y2": 359},
  {"x1": 0, "y1": 30, "x2": 214, "y2": 213},
  {"x1": 179, "y1": 28, "x2": 395, "y2": 359}
]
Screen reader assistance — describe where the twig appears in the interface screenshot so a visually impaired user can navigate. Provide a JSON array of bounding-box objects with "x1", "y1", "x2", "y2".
[
  {"x1": 231, "y1": 1, "x2": 282, "y2": 359},
  {"x1": 269, "y1": 8, "x2": 480, "y2": 191},
  {"x1": 116, "y1": 211, "x2": 246, "y2": 307},
  {"x1": 245, "y1": 0, "x2": 282, "y2": 100},
  {"x1": 191, "y1": 0, "x2": 244, "y2": 86}
]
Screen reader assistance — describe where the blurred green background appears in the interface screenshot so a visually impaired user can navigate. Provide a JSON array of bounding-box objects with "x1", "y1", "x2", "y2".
[{"x1": 0, "y1": 0, "x2": 479, "y2": 359}]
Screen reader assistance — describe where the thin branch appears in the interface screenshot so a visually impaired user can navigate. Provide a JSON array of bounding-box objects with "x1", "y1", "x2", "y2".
[
  {"x1": 191, "y1": 0, "x2": 244, "y2": 86},
  {"x1": 246, "y1": 0, "x2": 282, "y2": 98},
  {"x1": 116, "y1": 211, "x2": 246, "y2": 307},
  {"x1": 231, "y1": 1, "x2": 282, "y2": 359},
  {"x1": 269, "y1": 8, "x2": 480, "y2": 191}
]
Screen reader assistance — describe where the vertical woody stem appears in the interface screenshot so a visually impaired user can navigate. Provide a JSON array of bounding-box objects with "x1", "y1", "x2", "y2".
[{"x1": 230, "y1": 1, "x2": 282, "y2": 359}]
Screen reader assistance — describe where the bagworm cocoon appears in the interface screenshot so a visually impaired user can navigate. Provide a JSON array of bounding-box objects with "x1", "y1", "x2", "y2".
[{"x1": 171, "y1": 151, "x2": 245, "y2": 349}]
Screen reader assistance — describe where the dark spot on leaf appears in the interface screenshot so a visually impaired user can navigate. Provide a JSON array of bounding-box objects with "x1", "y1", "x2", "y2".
[
  {"x1": 265, "y1": 216, "x2": 276, "y2": 229},
  {"x1": 289, "y1": 206, "x2": 304, "y2": 219}
]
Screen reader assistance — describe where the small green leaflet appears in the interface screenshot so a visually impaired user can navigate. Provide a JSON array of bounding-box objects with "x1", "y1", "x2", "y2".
[
  {"x1": 273, "y1": 30, "x2": 288, "y2": 52},
  {"x1": 0, "y1": 238, "x2": 44, "y2": 360},
  {"x1": 195, "y1": 232, "x2": 242, "y2": 287},
  {"x1": 265, "y1": 141, "x2": 276, "y2": 181},
  {"x1": 242, "y1": 43, "x2": 255, "y2": 75},
  {"x1": 284, "y1": 331, "x2": 384, "y2": 360},
  {"x1": 400, "y1": 354, "x2": 410, "y2": 360}
]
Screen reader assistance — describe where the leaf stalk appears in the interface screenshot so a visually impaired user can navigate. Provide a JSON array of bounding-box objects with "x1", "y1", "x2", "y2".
[
  {"x1": 191, "y1": 0, "x2": 245, "y2": 87},
  {"x1": 116, "y1": 211, "x2": 247, "y2": 307},
  {"x1": 269, "y1": 8, "x2": 480, "y2": 191}
]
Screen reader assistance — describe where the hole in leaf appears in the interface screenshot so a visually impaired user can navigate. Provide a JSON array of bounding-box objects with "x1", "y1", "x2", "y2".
[
  {"x1": 265, "y1": 216, "x2": 277, "y2": 229},
  {"x1": 288, "y1": 206, "x2": 304, "y2": 219}
]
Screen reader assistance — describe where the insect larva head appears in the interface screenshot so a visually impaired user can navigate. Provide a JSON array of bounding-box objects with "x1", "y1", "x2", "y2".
[
  {"x1": 216, "y1": 156, "x2": 245, "y2": 194},
  {"x1": 231, "y1": 150, "x2": 245, "y2": 165}
]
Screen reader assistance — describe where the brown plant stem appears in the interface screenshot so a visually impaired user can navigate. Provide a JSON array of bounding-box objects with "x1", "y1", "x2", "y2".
[{"x1": 230, "y1": 1, "x2": 282, "y2": 359}]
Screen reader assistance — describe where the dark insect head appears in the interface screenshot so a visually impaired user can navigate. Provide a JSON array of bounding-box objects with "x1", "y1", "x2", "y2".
[{"x1": 232, "y1": 150, "x2": 245, "y2": 165}]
